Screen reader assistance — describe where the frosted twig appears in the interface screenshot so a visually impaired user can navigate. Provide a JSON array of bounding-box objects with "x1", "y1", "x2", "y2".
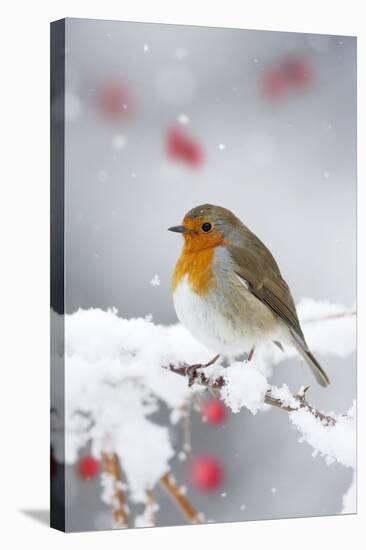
[
  {"x1": 159, "y1": 473, "x2": 202, "y2": 524},
  {"x1": 101, "y1": 453, "x2": 129, "y2": 529},
  {"x1": 303, "y1": 309, "x2": 356, "y2": 324},
  {"x1": 145, "y1": 489, "x2": 157, "y2": 526},
  {"x1": 164, "y1": 363, "x2": 336, "y2": 426}
]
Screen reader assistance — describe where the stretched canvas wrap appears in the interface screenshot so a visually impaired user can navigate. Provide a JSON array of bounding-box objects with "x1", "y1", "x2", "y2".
[{"x1": 50, "y1": 18, "x2": 357, "y2": 532}]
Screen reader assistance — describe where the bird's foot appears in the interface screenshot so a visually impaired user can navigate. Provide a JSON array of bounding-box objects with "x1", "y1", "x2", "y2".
[
  {"x1": 185, "y1": 364, "x2": 203, "y2": 387},
  {"x1": 185, "y1": 355, "x2": 220, "y2": 387},
  {"x1": 204, "y1": 354, "x2": 220, "y2": 367}
]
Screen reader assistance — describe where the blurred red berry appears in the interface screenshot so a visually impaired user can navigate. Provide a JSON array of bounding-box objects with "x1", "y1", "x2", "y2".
[
  {"x1": 167, "y1": 128, "x2": 185, "y2": 159},
  {"x1": 166, "y1": 127, "x2": 204, "y2": 167},
  {"x1": 77, "y1": 455, "x2": 100, "y2": 480},
  {"x1": 282, "y1": 57, "x2": 313, "y2": 88},
  {"x1": 189, "y1": 455, "x2": 223, "y2": 491},
  {"x1": 262, "y1": 68, "x2": 287, "y2": 99},
  {"x1": 201, "y1": 399, "x2": 226, "y2": 425},
  {"x1": 182, "y1": 140, "x2": 203, "y2": 167},
  {"x1": 98, "y1": 82, "x2": 131, "y2": 120}
]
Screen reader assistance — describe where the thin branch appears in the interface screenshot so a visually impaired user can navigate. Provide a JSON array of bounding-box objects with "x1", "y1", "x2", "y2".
[
  {"x1": 144, "y1": 489, "x2": 157, "y2": 527},
  {"x1": 303, "y1": 309, "x2": 356, "y2": 324},
  {"x1": 164, "y1": 363, "x2": 336, "y2": 426},
  {"x1": 101, "y1": 452, "x2": 129, "y2": 529},
  {"x1": 159, "y1": 473, "x2": 202, "y2": 524}
]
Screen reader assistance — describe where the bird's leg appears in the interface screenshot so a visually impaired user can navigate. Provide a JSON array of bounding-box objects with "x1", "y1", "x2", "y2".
[
  {"x1": 185, "y1": 354, "x2": 220, "y2": 387},
  {"x1": 273, "y1": 340, "x2": 284, "y2": 352},
  {"x1": 247, "y1": 346, "x2": 256, "y2": 362},
  {"x1": 204, "y1": 354, "x2": 221, "y2": 367}
]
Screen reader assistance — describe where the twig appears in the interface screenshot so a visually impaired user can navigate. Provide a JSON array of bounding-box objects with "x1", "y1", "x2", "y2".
[
  {"x1": 101, "y1": 452, "x2": 129, "y2": 529},
  {"x1": 164, "y1": 363, "x2": 336, "y2": 427},
  {"x1": 145, "y1": 489, "x2": 157, "y2": 527},
  {"x1": 159, "y1": 473, "x2": 202, "y2": 524},
  {"x1": 264, "y1": 386, "x2": 337, "y2": 426},
  {"x1": 303, "y1": 309, "x2": 356, "y2": 324}
]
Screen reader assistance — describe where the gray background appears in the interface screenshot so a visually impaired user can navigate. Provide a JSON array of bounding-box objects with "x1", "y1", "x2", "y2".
[{"x1": 60, "y1": 18, "x2": 356, "y2": 531}]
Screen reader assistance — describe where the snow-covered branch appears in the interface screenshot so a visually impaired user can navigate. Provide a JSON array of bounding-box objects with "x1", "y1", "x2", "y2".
[
  {"x1": 164, "y1": 358, "x2": 355, "y2": 471},
  {"x1": 101, "y1": 453, "x2": 129, "y2": 528},
  {"x1": 50, "y1": 298, "x2": 356, "y2": 525},
  {"x1": 164, "y1": 361, "x2": 337, "y2": 426}
]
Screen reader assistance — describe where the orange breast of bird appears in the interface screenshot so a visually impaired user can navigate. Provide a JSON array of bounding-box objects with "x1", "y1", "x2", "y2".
[
  {"x1": 172, "y1": 218, "x2": 226, "y2": 295},
  {"x1": 172, "y1": 248, "x2": 216, "y2": 295}
]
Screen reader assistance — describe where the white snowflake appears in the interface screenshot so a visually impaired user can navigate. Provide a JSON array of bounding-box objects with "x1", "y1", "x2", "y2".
[
  {"x1": 178, "y1": 113, "x2": 189, "y2": 125},
  {"x1": 112, "y1": 134, "x2": 127, "y2": 150},
  {"x1": 150, "y1": 274, "x2": 160, "y2": 287}
]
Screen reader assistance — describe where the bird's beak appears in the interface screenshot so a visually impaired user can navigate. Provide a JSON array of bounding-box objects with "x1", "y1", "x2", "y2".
[{"x1": 168, "y1": 225, "x2": 187, "y2": 234}]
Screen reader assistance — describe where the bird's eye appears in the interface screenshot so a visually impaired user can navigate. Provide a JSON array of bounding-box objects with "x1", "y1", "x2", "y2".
[{"x1": 201, "y1": 222, "x2": 212, "y2": 232}]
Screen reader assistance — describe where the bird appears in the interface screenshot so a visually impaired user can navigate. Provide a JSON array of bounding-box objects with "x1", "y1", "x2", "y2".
[{"x1": 168, "y1": 204, "x2": 330, "y2": 387}]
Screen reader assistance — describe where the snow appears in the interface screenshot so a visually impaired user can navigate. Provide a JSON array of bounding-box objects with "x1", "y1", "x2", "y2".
[
  {"x1": 150, "y1": 274, "x2": 160, "y2": 287},
  {"x1": 269, "y1": 384, "x2": 301, "y2": 409},
  {"x1": 134, "y1": 511, "x2": 153, "y2": 528},
  {"x1": 51, "y1": 297, "x2": 356, "y2": 511},
  {"x1": 220, "y1": 362, "x2": 269, "y2": 414},
  {"x1": 178, "y1": 113, "x2": 189, "y2": 125},
  {"x1": 100, "y1": 472, "x2": 116, "y2": 505},
  {"x1": 289, "y1": 402, "x2": 356, "y2": 469},
  {"x1": 112, "y1": 134, "x2": 127, "y2": 150},
  {"x1": 54, "y1": 307, "x2": 213, "y2": 502},
  {"x1": 113, "y1": 418, "x2": 174, "y2": 502}
]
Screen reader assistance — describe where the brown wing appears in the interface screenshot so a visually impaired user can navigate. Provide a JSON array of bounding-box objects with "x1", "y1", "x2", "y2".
[
  {"x1": 228, "y1": 232, "x2": 307, "y2": 347},
  {"x1": 227, "y1": 226, "x2": 330, "y2": 386}
]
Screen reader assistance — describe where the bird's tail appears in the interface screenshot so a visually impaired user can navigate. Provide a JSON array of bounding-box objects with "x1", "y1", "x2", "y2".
[{"x1": 291, "y1": 331, "x2": 330, "y2": 387}]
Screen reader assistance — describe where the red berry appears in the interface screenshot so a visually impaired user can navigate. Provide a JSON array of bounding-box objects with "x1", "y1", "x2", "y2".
[
  {"x1": 189, "y1": 455, "x2": 223, "y2": 491},
  {"x1": 182, "y1": 140, "x2": 203, "y2": 167},
  {"x1": 262, "y1": 68, "x2": 287, "y2": 99},
  {"x1": 77, "y1": 455, "x2": 100, "y2": 480},
  {"x1": 166, "y1": 128, "x2": 185, "y2": 159},
  {"x1": 282, "y1": 57, "x2": 313, "y2": 88},
  {"x1": 98, "y1": 82, "x2": 131, "y2": 120},
  {"x1": 166, "y1": 127, "x2": 204, "y2": 167},
  {"x1": 201, "y1": 399, "x2": 226, "y2": 425}
]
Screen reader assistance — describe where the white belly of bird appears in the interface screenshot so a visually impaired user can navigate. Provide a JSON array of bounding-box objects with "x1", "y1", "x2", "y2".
[{"x1": 173, "y1": 275, "x2": 283, "y2": 356}]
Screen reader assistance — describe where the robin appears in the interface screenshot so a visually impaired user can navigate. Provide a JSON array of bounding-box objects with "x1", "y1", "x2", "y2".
[{"x1": 169, "y1": 204, "x2": 330, "y2": 387}]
